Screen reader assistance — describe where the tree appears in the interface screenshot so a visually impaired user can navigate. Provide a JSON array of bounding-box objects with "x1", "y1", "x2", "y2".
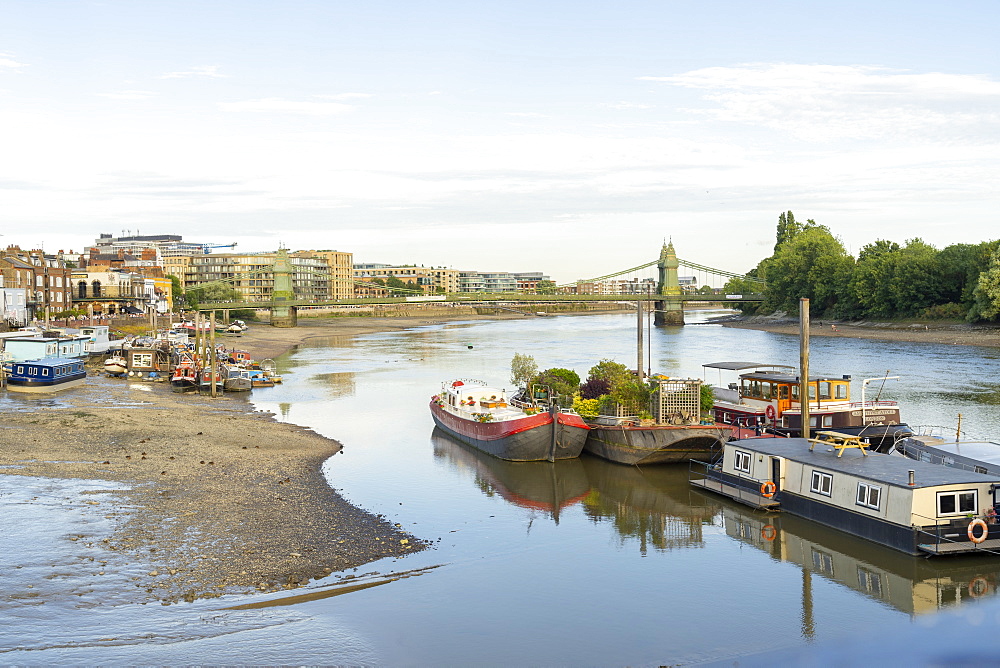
[
  {"x1": 536, "y1": 280, "x2": 557, "y2": 294},
  {"x1": 185, "y1": 282, "x2": 240, "y2": 309},
  {"x1": 167, "y1": 274, "x2": 184, "y2": 309},
  {"x1": 534, "y1": 367, "x2": 580, "y2": 398},
  {"x1": 774, "y1": 211, "x2": 802, "y2": 252},
  {"x1": 759, "y1": 226, "x2": 854, "y2": 316},
  {"x1": 969, "y1": 248, "x2": 1000, "y2": 322},
  {"x1": 586, "y1": 359, "x2": 632, "y2": 388},
  {"x1": 510, "y1": 353, "x2": 538, "y2": 387}
]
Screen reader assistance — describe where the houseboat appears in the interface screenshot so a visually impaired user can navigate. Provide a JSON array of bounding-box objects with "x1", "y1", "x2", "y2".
[
  {"x1": 703, "y1": 362, "x2": 912, "y2": 450},
  {"x1": 583, "y1": 377, "x2": 732, "y2": 465},
  {"x1": 4, "y1": 358, "x2": 87, "y2": 393},
  {"x1": 691, "y1": 436, "x2": 1000, "y2": 556},
  {"x1": 430, "y1": 378, "x2": 590, "y2": 461},
  {"x1": 2, "y1": 333, "x2": 90, "y2": 362},
  {"x1": 896, "y1": 436, "x2": 1000, "y2": 477},
  {"x1": 77, "y1": 325, "x2": 118, "y2": 355}
]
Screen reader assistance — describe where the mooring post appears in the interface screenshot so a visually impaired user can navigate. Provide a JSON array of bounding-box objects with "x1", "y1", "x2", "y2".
[{"x1": 800, "y1": 297, "x2": 810, "y2": 440}]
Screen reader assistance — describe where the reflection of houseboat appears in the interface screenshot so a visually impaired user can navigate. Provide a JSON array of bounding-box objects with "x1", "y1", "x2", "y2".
[
  {"x1": 4, "y1": 358, "x2": 87, "y2": 393},
  {"x1": 703, "y1": 362, "x2": 912, "y2": 449},
  {"x1": 584, "y1": 377, "x2": 731, "y2": 465},
  {"x1": 719, "y1": 504, "x2": 999, "y2": 616},
  {"x1": 431, "y1": 428, "x2": 590, "y2": 519},
  {"x1": 431, "y1": 379, "x2": 590, "y2": 461},
  {"x1": 691, "y1": 438, "x2": 1000, "y2": 556},
  {"x1": 580, "y1": 456, "x2": 720, "y2": 552}
]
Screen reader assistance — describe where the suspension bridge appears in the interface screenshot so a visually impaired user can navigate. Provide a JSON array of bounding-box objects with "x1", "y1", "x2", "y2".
[{"x1": 197, "y1": 241, "x2": 764, "y2": 327}]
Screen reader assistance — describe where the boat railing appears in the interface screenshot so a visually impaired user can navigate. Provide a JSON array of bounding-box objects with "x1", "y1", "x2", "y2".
[
  {"x1": 911, "y1": 511, "x2": 1000, "y2": 555},
  {"x1": 909, "y1": 424, "x2": 968, "y2": 440},
  {"x1": 689, "y1": 459, "x2": 779, "y2": 508},
  {"x1": 849, "y1": 400, "x2": 899, "y2": 408}
]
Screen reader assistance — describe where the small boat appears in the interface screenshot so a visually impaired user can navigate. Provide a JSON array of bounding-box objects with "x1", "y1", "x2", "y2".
[
  {"x1": 703, "y1": 362, "x2": 913, "y2": 450},
  {"x1": 222, "y1": 365, "x2": 253, "y2": 392},
  {"x1": 226, "y1": 323, "x2": 244, "y2": 334},
  {"x1": 430, "y1": 379, "x2": 590, "y2": 461},
  {"x1": 691, "y1": 436, "x2": 1000, "y2": 556},
  {"x1": 198, "y1": 367, "x2": 224, "y2": 391},
  {"x1": 583, "y1": 377, "x2": 733, "y2": 465},
  {"x1": 104, "y1": 355, "x2": 127, "y2": 376},
  {"x1": 896, "y1": 434, "x2": 1000, "y2": 477},
  {"x1": 4, "y1": 358, "x2": 87, "y2": 393},
  {"x1": 170, "y1": 361, "x2": 200, "y2": 392}
]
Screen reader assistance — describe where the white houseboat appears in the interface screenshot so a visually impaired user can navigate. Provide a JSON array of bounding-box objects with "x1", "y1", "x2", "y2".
[
  {"x1": 1, "y1": 333, "x2": 90, "y2": 362},
  {"x1": 691, "y1": 437, "x2": 1000, "y2": 556}
]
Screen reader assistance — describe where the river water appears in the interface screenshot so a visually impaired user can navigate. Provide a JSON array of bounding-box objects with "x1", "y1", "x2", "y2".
[{"x1": 6, "y1": 311, "x2": 1000, "y2": 665}]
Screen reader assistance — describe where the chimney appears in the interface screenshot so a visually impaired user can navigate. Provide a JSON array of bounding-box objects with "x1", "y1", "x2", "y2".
[{"x1": 908, "y1": 470, "x2": 915, "y2": 486}]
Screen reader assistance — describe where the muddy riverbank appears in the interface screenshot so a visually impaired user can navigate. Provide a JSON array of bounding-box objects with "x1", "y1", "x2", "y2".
[{"x1": 718, "y1": 314, "x2": 1000, "y2": 348}]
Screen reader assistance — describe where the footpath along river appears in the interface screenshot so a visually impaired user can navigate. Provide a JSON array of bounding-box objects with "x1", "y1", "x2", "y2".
[{"x1": 6, "y1": 310, "x2": 1000, "y2": 665}]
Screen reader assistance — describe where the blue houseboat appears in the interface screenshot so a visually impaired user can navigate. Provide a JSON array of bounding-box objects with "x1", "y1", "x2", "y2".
[
  {"x1": 691, "y1": 437, "x2": 1000, "y2": 556},
  {"x1": 4, "y1": 358, "x2": 87, "y2": 393}
]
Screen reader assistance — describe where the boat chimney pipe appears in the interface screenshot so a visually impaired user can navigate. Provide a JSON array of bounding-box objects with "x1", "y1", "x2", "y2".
[{"x1": 908, "y1": 470, "x2": 915, "y2": 486}]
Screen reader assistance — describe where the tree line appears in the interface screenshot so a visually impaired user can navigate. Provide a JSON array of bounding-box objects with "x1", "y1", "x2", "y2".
[{"x1": 723, "y1": 211, "x2": 1000, "y2": 322}]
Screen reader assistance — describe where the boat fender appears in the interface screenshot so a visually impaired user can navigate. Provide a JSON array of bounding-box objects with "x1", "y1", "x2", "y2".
[
  {"x1": 761, "y1": 525, "x2": 777, "y2": 541},
  {"x1": 765, "y1": 405, "x2": 776, "y2": 422},
  {"x1": 969, "y1": 519, "x2": 989, "y2": 544},
  {"x1": 760, "y1": 481, "x2": 777, "y2": 498}
]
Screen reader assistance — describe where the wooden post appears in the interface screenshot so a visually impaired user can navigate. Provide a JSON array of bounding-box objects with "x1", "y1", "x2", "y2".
[
  {"x1": 800, "y1": 297, "x2": 810, "y2": 440},
  {"x1": 956, "y1": 413, "x2": 963, "y2": 442},
  {"x1": 210, "y1": 310, "x2": 217, "y2": 397},
  {"x1": 636, "y1": 300, "x2": 644, "y2": 382}
]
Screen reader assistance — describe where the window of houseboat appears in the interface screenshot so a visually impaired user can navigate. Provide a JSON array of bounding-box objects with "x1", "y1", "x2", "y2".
[
  {"x1": 819, "y1": 382, "x2": 832, "y2": 400},
  {"x1": 937, "y1": 490, "x2": 977, "y2": 517},
  {"x1": 810, "y1": 471, "x2": 833, "y2": 496},
  {"x1": 761, "y1": 382, "x2": 773, "y2": 400},
  {"x1": 856, "y1": 482, "x2": 882, "y2": 510},
  {"x1": 16, "y1": 366, "x2": 24, "y2": 375},
  {"x1": 41, "y1": 368, "x2": 50, "y2": 376},
  {"x1": 734, "y1": 450, "x2": 752, "y2": 474},
  {"x1": 835, "y1": 383, "x2": 848, "y2": 400},
  {"x1": 133, "y1": 353, "x2": 153, "y2": 368}
]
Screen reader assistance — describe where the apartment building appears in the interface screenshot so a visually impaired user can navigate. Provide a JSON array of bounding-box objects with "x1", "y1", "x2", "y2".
[
  {"x1": 0, "y1": 246, "x2": 74, "y2": 320},
  {"x1": 184, "y1": 252, "x2": 332, "y2": 303}
]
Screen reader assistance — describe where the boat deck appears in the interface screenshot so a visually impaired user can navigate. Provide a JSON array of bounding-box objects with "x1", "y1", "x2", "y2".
[
  {"x1": 690, "y1": 477, "x2": 781, "y2": 510},
  {"x1": 918, "y1": 538, "x2": 1000, "y2": 555}
]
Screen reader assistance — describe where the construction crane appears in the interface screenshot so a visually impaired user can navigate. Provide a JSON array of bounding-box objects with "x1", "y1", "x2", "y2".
[{"x1": 203, "y1": 242, "x2": 238, "y2": 254}]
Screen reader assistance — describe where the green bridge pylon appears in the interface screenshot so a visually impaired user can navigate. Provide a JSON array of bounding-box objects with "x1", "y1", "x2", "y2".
[
  {"x1": 654, "y1": 240, "x2": 684, "y2": 326},
  {"x1": 269, "y1": 247, "x2": 298, "y2": 328}
]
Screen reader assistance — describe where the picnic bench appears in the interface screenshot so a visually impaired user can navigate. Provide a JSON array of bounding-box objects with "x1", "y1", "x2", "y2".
[{"x1": 808, "y1": 430, "x2": 869, "y2": 457}]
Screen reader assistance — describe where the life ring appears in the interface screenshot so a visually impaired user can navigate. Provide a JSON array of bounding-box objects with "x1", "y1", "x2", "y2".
[
  {"x1": 969, "y1": 519, "x2": 989, "y2": 544},
  {"x1": 760, "y1": 481, "x2": 777, "y2": 498},
  {"x1": 761, "y1": 524, "x2": 777, "y2": 541},
  {"x1": 765, "y1": 405, "x2": 776, "y2": 421},
  {"x1": 969, "y1": 577, "x2": 990, "y2": 597}
]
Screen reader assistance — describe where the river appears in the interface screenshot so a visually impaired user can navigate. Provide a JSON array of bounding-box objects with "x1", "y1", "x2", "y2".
[{"x1": 9, "y1": 310, "x2": 1000, "y2": 665}]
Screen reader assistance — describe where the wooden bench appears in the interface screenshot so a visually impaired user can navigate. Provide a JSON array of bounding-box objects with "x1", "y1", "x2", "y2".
[{"x1": 808, "y1": 430, "x2": 869, "y2": 457}]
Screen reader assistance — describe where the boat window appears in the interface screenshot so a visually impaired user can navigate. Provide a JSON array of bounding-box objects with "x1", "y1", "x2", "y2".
[
  {"x1": 133, "y1": 353, "x2": 154, "y2": 368},
  {"x1": 808, "y1": 385, "x2": 816, "y2": 400},
  {"x1": 835, "y1": 383, "x2": 848, "y2": 400},
  {"x1": 734, "y1": 450, "x2": 752, "y2": 474},
  {"x1": 856, "y1": 482, "x2": 881, "y2": 510},
  {"x1": 810, "y1": 471, "x2": 833, "y2": 496},
  {"x1": 976, "y1": 466, "x2": 988, "y2": 475},
  {"x1": 16, "y1": 366, "x2": 24, "y2": 375},
  {"x1": 819, "y1": 382, "x2": 832, "y2": 400},
  {"x1": 810, "y1": 548, "x2": 834, "y2": 575},
  {"x1": 937, "y1": 490, "x2": 978, "y2": 517},
  {"x1": 43, "y1": 368, "x2": 51, "y2": 377},
  {"x1": 822, "y1": 415, "x2": 833, "y2": 427},
  {"x1": 761, "y1": 383, "x2": 772, "y2": 400},
  {"x1": 779, "y1": 386, "x2": 789, "y2": 399}
]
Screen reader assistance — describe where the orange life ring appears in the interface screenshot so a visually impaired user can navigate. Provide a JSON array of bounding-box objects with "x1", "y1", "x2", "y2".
[
  {"x1": 760, "y1": 480, "x2": 777, "y2": 498},
  {"x1": 969, "y1": 577, "x2": 990, "y2": 597},
  {"x1": 765, "y1": 405, "x2": 776, "y2": 421},
  {"x1": 969, "y1": 519, "x2": 989, "y2": 544},
  {"x1": 761, "y1": 524, "x2": 777, "y2": 541}
]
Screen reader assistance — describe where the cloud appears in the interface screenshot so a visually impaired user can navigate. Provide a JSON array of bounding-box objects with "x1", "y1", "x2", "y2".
[
  {"x1": 639, "y1": 63, "x2": 1000, "y2": 142},
  {"x1": 160, "y1": 65, "x2": 227, "y2": 79},
  {"x1": 315, "y1": 93, "x2": 372, "y2": 100},
  {"x1": 96, "y1": 90, "x2": 158, "y2": 100},
  {"x1": 602, "y1": 101, "x2": 653, "y2": 110},
  {"x1": 0, "y1": 53, "x2": 27, "y2": 70},
  {"x1": 219, "y1": 97, "x2": 355, "y2": 115}
]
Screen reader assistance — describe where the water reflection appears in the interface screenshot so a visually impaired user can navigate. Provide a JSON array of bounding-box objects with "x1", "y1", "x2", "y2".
[
  {"x1": 716, "y1": 498, "x2": 999, "y2": 616},
  {"x1": 430, "y1": 428, "x2": 590, "y2": 522},
  {"x1": 306, "y1": 372, "x2": 357, "y2": 398},
  {"x1": 579, "y1": 459, "x2": 721, "y2": 554}
]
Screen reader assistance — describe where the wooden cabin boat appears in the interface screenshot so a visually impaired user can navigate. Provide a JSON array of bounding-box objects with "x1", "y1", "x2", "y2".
[
  {"x1": 126, "y1": 346, "x2": 169, "y2": 380},
  {"x1": 703, "y1": 362, "x2": 912, "y2": 450},
  {"x1": 691, "y1": 436, "x2": 1000, "y2": 556},
  {"x1": 222, "y1": 365, "x2": 253, "y2": 392},
  {"x1": 584, "y1": 377, "x2": 733, "y2": 465},
  {"x1": 4, "y1": 358, "x2": 87, "y2": 393}
]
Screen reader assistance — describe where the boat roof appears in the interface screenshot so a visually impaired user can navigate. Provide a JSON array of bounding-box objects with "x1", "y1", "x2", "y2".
[
  {"x1": 703, "y1": 362, "x2": 795, "y2": 371},
  {"x1": 739, "y1": 371, "x2": 851, "y2": 383},
  {"x1": 905, "y1": 440, "x2": 1000, "y2": 467},
  {"x1": 16, "y1": 357, "x2": 84, "y2": 366},
  {"x1": 728, "y1": 438, "x2": 1000, "y2": 489}
]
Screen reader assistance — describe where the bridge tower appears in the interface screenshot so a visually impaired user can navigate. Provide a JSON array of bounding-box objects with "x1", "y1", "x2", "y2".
[
  {"x1": 654, "y1": 240, "x2": 684, "y2": 326},
  {"x1": 269, "y1": 247, "x2": 298, "y2": 328}
]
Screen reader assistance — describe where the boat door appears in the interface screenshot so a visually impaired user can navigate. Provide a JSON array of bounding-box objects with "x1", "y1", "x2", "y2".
[
  {"x1": 776, "y1": 383, "x2": 792, "y2": 425},
  {"x1": 771, "y1": 457, "x2": 782, "y2": 493}
]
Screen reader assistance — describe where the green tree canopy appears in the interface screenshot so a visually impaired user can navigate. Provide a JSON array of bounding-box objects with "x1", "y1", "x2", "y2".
[
  {"x1": 969, "y1": 248, "x2": 1000, "y2": 322},
  {"x1": 759, "y1": 225, "x2": 854, "y2": 316}
]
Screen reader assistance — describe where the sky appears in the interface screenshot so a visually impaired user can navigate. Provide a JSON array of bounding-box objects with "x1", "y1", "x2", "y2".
[{"x1": 2, "y1": 0, "x2": 999, "y2": 284}]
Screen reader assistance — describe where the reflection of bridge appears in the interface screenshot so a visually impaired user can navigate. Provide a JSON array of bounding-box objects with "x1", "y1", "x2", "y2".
[{"x1": 199, "y1": 241, "x2": 764, "y2": 327}]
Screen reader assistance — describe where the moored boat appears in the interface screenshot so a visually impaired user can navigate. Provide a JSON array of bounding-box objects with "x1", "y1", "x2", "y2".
[
  {"x1": 703, "y1": 362, "x2": 912, "y2": 450},
  {"x1": 430, "y1": 379, "x2": 589, "y2": 461},
  {"x1": 583, "y1": 377, "x2": 733, "y2": 465},
  {"x1": 103, "y1": 355, "x2": 127, "y2": 376},
  {"x1": 222, "y1": 365, "x2": 253, "y2": 392},
  {"x1": 4, "y1": 358, "x2": 87, "y2": 393}
]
